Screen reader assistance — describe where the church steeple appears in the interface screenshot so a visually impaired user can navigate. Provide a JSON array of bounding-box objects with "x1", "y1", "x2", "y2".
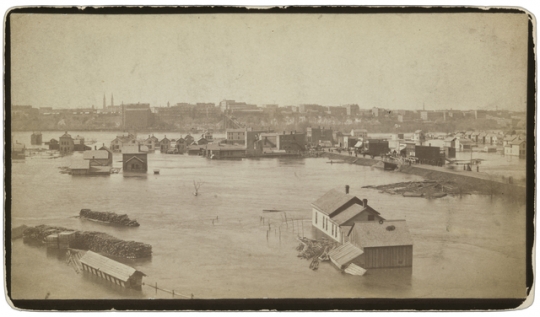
[
  {"x1": 103, "y1": 94, "x2": 106, "y2": 109},
  {"x1": 111, "y1": 94, "x2": 114, "y2": 107}
]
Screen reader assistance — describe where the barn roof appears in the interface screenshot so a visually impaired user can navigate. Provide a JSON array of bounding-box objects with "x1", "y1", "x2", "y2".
[
  {"x1": 351, "y1": 220, "x2": 413, "y2": 249},
  {"x1": 83, "y1": 150, "x2": 109, "y2": 160},
  {"x1": 311, "y1": 189, "x2": 357, "y2": 216},
  {"x1": 80, "y1": 251, "x2": 144, "y2": 282},
  {"x1": 328, "y1": 242, "x2": 364, "y2": 268}
]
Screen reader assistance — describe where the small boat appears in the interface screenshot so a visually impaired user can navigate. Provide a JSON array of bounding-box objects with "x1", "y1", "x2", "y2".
[
  {"x1": 431, "y1": 192, "x2": 447, "y2": 198},
  {"x1": 153, "y1": 169, "x2": 160, "y2": 175}
]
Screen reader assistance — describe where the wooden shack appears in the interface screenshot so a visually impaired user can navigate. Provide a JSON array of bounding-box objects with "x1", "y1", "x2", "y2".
[
  {"x1": 122, "y1": 146, "x2": 148, "y2": 172},
  {"x1": 79, "y1": 251, "x2": 146, "y2": 289},
  {"x1": 348, "y1": 220, "x2": 413, "y2": 269}
]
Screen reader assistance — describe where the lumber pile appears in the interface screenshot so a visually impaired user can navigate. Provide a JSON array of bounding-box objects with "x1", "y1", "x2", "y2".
[
  {"x1": 80, "y1": 209, "x2": 140, "y2": 227},
  {"x1": 70, "y1": 231, "x2": 151, "y2": 259},
  {"x1": 22, "y1": 225, "x2": 152, "y2": 259},
  {"x1": 12, "y1": 225, "x2": 28, "y2": 239},
  {"x1": 23, "y1": 225, "x2": 70, "y2": 242}
]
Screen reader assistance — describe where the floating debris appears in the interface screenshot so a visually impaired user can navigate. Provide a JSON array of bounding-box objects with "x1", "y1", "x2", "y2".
[
  {"x1": 296, "y1": 237, "x2": 338, "y2": 270},
  {"x1": 79, "y1": 209, "x2": 140, "y2": 227},
  {"x1": 364, "y1": 180, "x2": 459, "y2": 198}
]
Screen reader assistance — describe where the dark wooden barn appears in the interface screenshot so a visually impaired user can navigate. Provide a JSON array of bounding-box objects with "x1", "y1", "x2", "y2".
[
  {"x1": 347, "y1": 220, "x2": 413, "y2": 269},
  {"x1": 415, "y1": 145, "x2": 445, "y2": 166}
]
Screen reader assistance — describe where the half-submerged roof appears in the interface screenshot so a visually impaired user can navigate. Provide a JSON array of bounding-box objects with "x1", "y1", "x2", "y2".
[
  {"x1": 351, "y1": 220, "x2": 413, "y2": 249},
  {"x1": 311, "y1": 189, "x2": 360, "y2": 216},
  {"x1": 80, "y1": 251, "x2": 145, "y2": 282},
  {"x1": 70, "y1": 159, "x2": 90, "y2": 170},
  {"x1": 328, "y1": 242, "x2": 364, "y2": 268},
  {"x1": 83, "y1": 150, "x2": 109, "y2": 160}
]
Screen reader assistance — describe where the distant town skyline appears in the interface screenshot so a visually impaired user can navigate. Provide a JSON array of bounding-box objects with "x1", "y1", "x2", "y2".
[{"x1": 11, "y1": 13, "x2": 528, "y2": 111}]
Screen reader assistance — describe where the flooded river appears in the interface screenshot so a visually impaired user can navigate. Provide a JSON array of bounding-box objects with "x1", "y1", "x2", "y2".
[{"x1": 10, "y1": 131, "x2": 527, "y2": 299}]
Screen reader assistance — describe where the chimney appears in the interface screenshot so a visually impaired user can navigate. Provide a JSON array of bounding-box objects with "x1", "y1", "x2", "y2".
[
  {"x1": 345, "y1": 185, "x2": 350, "y2": 194},
  {"x1": 363, "y1": 199, "x2": 368, "y2": 207},
  {"x1": 94, "y1": 146, "x2": 97, "y2": 150}
]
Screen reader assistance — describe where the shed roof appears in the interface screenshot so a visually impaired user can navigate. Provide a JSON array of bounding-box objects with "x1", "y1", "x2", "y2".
[
  {"x1": 311, "y1": 189, "x2": 358, "y2": 216},
  {"x1": 351, "y1": 220, "x2": 413, "y2": 249},
  {"x1": 83, "y1": 150, "x2": 109, "y2": 160},
  {"x1": 70, "y1": 159, "x2": 90, "y2": 170},
  {"x1": 511, "y1": 139, "x2": 526, "y2": 145},
  {"x1": 328, "y1": 242, "x2": 364, "y2": 268},
  {"x1": 344, "y1": 263, "x2": 367, "y2": 276},
  {"x1": 80, "y1": 251, "x2": 144, "y2": 282}
]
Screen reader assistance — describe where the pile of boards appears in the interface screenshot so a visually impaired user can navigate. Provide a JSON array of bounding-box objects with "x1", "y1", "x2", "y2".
[
  {"x1": 23, "y1": 225, "x2": 152, "y2": 259},
  {"x1": 80, "y1": 209, "x2": 140, "y2": 227}
]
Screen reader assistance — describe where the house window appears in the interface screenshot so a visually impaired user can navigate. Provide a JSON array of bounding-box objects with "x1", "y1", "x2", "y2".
[
  {"x1": 331, "y1": 223, "x2": 334, "y2": 236},
  {"x1": 368, "y1": 215, "x2": 375, "y2": 221},
  {"x1": 315, "y1": 212, "x2": 317, "y2": 224}
]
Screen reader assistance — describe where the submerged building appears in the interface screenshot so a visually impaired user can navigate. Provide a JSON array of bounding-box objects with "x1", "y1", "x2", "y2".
[
  {"x1": 79, "y1": 251, "x2": 146, "y2": 289},
  {"x1": 311, "y1": 186, "x2": 384, "y2": 244}
]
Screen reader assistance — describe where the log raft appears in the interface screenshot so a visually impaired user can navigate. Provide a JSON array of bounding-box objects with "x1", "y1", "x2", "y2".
[{"x1": 79, "y1": 209, "x2": 140, "y2": 227}]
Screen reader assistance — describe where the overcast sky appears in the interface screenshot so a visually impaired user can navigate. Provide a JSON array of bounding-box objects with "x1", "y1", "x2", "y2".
[{"x1": 10, "y1": 12, "x2": 528, "y2": 111}]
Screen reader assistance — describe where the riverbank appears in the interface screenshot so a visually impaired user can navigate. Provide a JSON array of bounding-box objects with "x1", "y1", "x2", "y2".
[{"x1": 320, "y1": 151, "x2": 526, "y2": 201}]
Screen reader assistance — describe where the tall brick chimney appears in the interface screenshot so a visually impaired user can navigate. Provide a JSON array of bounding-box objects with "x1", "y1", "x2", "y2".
[
  {"x1": 363, "y1": 198, "x2": 368, "y2": 207},
  {"x1": 345, "y1": 185, "x2": 350, "y2": 194}
]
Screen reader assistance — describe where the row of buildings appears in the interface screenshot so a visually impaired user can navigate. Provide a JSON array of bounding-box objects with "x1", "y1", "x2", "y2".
[
  {"x1": 12, "y1": 100, "x2": 527, "y2": 131},
  {"x1": 47, "y1": 132, "x2": 92, "y2": 153}
]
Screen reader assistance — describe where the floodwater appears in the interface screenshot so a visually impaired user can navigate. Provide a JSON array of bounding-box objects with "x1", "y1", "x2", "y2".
[{"x1": 9, "y1": 131, "x2": 527, "y2": 299}]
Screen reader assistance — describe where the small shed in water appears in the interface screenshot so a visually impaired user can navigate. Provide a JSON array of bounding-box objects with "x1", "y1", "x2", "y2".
[
  {"x1": 79, "y1": 251, "x2": 146, "y2": 289},
  {"x1": 348, "y1": 220, "x2": 413, "y2": 269}
]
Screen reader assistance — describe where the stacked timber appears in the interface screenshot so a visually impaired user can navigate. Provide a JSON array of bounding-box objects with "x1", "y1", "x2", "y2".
[
  {"x1": 70, "y1": 231, "x2": 151, "y2": 259},
  {"x1": 80, "y1": 209, "x2": 140, "y2": 227},
  {"x1": 12, "y1": 225, "x2": 28, "y2": 239},
  {"x1": 22, "y1": 225, "x2": 152, "y2": 259}
]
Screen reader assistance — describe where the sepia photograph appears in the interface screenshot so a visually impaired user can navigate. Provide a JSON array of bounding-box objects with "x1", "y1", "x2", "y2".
[{"x1": 4, "y1": 5, "x2": 534, "y2": 311}]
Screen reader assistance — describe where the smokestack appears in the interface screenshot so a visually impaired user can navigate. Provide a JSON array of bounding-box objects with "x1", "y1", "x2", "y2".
[
  {"x1": 363, "y1": 199, "x2": 368, "y2": 207},
  {"x1": 345, "y1": 185, "x2": 350, "y2": 194},
  {"x1": 94, "y1": 146, "x2": 97, "y2": 150}
]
